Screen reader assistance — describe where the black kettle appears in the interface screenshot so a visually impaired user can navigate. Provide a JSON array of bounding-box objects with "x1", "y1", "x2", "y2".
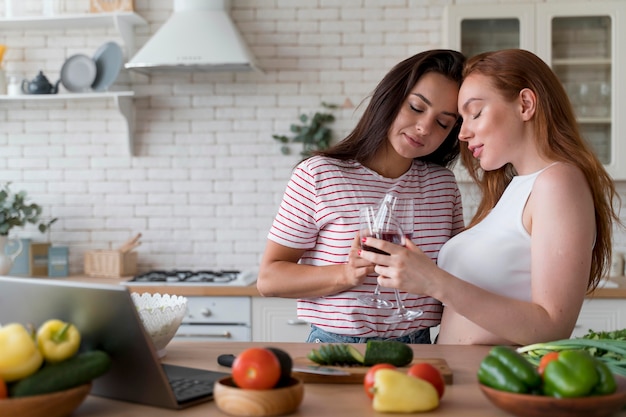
[{"x1": 21, "y1": 71, "x2": 60, "y2": 94}]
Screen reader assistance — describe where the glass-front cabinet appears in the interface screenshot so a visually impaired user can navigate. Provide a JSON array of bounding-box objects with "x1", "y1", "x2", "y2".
[{"x1": 443, "y1": 1, "x2": 626, "y2": 180}]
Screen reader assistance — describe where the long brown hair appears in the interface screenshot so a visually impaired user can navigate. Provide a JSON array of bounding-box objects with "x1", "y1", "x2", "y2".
[
  {"x1": 317, "y1": 49, "x2": 466, "y2": 168},
  {"x1": 461, "y1": 49, "x2": 620, "y2": 292}
]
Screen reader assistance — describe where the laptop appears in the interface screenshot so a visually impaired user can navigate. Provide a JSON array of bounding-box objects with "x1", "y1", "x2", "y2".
[{"x1": 0, "y1": 276, "x2": 228, "y2": 409}]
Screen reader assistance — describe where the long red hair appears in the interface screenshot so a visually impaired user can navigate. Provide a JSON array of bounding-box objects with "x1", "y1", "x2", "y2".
[{"x1": 461, "y1": 49, "x2": 620, "y2": 292}]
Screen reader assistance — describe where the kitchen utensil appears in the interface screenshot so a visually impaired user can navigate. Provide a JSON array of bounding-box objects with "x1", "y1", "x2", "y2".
[
  {"x1": 214, "y1": 376, "x2": 304, "y2": 417},
  {"x1": 91, "y1": 41, "x2": 123, "y2": 92},
  {"x1": 479, "y1": 377, "x2": 626, "y2": 417},
  {"x1": 292, "y1": 356, "x2": 453, "y2": 384},
  {"x1": 21, "y1": 71, "x2": 60, "y2": 94},
  {"x1": 118, "y1": 232, "x2": 142, "y2": 253},
  {"x1": 217, "y1": 353, "x2": 351, "y2": 376},
  {"x1": 60, "y1": 54, "x2": 97, "y2": 92},
  {"x1": 0, "y1": 383, "x2": 91, "y2": 417}
]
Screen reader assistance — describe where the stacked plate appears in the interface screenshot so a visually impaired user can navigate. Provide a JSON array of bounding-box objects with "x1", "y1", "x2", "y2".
[{"x1": 60, "y1": 41, "x2": 123, "y2": 93}]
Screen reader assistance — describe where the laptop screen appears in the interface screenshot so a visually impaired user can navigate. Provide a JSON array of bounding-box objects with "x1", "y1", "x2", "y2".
[{"x1": 0, "y1": 276, "x2": 226, "y2": 409}]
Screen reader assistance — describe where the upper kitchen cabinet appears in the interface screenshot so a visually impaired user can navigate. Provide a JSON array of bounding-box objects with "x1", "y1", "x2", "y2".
[{"x1": 443, "y1": 1, "x2": 626, "y2": 180}]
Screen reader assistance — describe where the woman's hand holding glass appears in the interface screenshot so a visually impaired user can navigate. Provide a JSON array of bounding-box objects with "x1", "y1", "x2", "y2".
[{"x1": 357, "y1": 195, "x2": 423, "y2": 322}]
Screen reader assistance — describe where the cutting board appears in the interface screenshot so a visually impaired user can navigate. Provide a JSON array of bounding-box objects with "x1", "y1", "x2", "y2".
[{"x1": 292, "y1": 357, "x2": 453, "y2": 385}]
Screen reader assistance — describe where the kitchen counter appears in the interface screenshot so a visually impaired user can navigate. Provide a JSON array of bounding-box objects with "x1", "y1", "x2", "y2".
[
  {"x1": 61, "y1": 275, "x2": 261, "y2": 296},
  {"x1": 58, "y1": 275, "x2": 626, "y2": 298},
  {"x1": 70, "y1": 341, "x2": 626, "y2": 417}
]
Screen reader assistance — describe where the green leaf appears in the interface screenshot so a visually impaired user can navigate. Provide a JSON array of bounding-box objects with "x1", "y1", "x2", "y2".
[{"x1": 270, "y1": 103, "x2": 338, "y2": 157}]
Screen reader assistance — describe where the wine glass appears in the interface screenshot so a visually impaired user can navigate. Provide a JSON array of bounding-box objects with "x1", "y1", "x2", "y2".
[
  {"x1": 383, "y1": 197, "x2": 424, "y2": 324},
  {"x1": 357, "y1": 204, "x2": 394, "y2": 308}
]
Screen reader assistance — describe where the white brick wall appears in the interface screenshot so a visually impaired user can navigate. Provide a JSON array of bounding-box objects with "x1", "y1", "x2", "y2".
[{"x1": 1, "y1": 0, "x2": 624, "y2": 275}]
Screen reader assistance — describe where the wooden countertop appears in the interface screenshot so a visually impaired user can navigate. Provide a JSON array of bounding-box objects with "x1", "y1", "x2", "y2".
[
  {"x1": 69, "y1": 341, "x2": 621, "y2": 417},
  {"x1": 58, "y1": 275, "x2": 626, "y2": 298},
  {"x1": 60, "y1": 275, "x2": 261, "y2": 296}
]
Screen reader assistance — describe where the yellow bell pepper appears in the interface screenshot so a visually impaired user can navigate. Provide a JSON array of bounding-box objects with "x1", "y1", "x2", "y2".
[
  {"x1": 0, "y1": 323, "x2": 44, "y2": 382},
  {"x1": 36, "y1": 319, "x2": 81, "y2": 363},
  {"x1": 372, "y1": 369, "x2": 439, "y2": 413}
]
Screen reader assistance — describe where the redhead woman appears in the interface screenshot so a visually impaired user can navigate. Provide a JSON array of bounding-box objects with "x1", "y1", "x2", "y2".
[{"x1": 360, "y1": 49, "x2": 620, "y2": 346}]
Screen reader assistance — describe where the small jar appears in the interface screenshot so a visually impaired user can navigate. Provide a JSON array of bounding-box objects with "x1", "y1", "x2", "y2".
[
  {"x1": 0, "y1": 66, "x2": 6, "y2": 95},
  {"x1": 7, "y1": 75, "x2": 21, "y2": 96}
]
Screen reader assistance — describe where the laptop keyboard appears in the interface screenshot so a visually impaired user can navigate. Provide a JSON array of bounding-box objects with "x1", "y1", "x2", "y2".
[{"x1": 169, "y1": 377, "x2": 215, "y2": 403}]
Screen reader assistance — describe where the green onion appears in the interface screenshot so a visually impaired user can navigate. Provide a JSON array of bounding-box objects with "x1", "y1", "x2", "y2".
[{"x1": 516, "y1": 330, "x2": 626, "y2": 377}]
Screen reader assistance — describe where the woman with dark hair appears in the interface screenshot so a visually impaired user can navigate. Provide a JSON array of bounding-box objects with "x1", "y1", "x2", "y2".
[
  {"x1": 361, "y1": 49, "x2": 621, "y2": 346},
  {"x1": 257, "y1": 49, "x2": 466, "y2": 344}
]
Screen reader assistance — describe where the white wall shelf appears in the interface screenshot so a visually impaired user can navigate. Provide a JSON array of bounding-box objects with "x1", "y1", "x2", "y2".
[
  {"x1": 0, "y1": 91, "x2": 137, "y2": 155},
  {"x1": 0, "y1": 11, "x2": 147, "y2": 155},
  {"x1": 0, "y1": 12, "x2": 147, "y2": 54}
]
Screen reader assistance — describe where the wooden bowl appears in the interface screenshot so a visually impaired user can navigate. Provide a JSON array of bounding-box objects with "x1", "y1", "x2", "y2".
[
  {"x1": 0, "y1": 383, "x2": 91, "y2": 417},
  {"x1": 214, "y1": 377, "x2": 304, "y2": 417},
  {"x1": 479, "y1": 376, "x2": 626, "y2": 417}
]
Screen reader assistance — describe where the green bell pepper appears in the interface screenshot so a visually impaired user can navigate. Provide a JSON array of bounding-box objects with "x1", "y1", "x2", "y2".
[
  {"x1": 477, "y1": 346, "x2": 541, "y2": 394},
  {"x1": 593, "y1": 359, "x2": 617, "y2": 396},
  {"x1": 542, "y1": 350, "x2": 600, "y2": 398}
]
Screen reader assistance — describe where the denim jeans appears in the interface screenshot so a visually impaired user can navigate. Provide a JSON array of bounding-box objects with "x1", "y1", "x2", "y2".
[{"x1": 305, "y1": 325, "x2": 432, "y2": 344}]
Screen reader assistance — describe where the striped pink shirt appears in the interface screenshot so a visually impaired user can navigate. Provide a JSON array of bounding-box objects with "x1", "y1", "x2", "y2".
[{"x1": 268, "y1": 156, "x2": 464, "y2": 338}]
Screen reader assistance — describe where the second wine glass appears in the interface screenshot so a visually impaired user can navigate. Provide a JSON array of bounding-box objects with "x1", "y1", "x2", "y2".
[
  {"x1": 383, "y1": 197, "x2": 424, "y2": 324},
  {"x1": 357, "y1": 204, "x2": 394, "y2": 308}
]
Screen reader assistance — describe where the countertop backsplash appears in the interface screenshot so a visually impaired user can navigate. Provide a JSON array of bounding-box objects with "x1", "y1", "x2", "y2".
[{"x1": 1, "y1": 0, "x2": 622, "y2": 275}]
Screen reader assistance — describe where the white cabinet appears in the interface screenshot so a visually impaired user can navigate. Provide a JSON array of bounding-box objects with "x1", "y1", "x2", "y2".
[
  {"x1": 0, "y1": 12, "x2": 147, "y2": 155},
  {"x1": 443, "y1": 1, "x2": 626, "y2": 180},
  {"x1": 252, "y1": 297, "x2": 311, "y2": 343},
  {"x1": 572, "y1": 298, "x2": 626, "y2": 338}
]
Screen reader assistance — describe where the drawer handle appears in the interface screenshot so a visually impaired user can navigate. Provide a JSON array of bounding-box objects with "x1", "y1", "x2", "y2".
[
  {"x1": 287, "y1": 319, "x2": 308, "y2": 326},
  {"x1": 176, "y1": 331, "x2": 232, "y2": 338}
]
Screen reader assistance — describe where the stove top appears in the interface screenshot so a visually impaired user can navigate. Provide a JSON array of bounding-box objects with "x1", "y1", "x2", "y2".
[{"x1": 123, "y1": 269, "x2": 257, "y2": 286}]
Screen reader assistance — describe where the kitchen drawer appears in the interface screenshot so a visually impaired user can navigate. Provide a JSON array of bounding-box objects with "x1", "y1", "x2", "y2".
[
  {"x1": 252, "y1": 297, "x2": 311, "y2": 342},
  {"x1": 184, "y1": 296, "x2": 250, "y2": 324},
  {"x1": 175, "y1": 324, "x2": 251, "y2": 342},
  {"x1": 572, "y1": 298, "x2": 626, "y2": 338}
]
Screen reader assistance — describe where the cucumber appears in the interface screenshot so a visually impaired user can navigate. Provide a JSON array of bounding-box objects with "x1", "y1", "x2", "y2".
[
  {"x1": 307, "y1": 344, "x2": 364, "y2": 366},
  {"x1": 363, "y1": 340, "x2": 414, "y2": 367},
  {"x1": 10, "y1": 350, "x2": 112, "y2": 397},
  {"x1": 307, "y1": 341, "x2": 412, "y2": 367}
]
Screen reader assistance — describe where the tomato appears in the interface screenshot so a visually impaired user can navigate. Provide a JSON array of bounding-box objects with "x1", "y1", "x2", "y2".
[
  {"x1": 0, "y1": 377, "x2": 6, "y2": 399},
  {"x1": 363, "y1": 363, "x2": 396, "y2": 399},
  {"x1": 407, "y1": 363, "x2": 445, "y2": 398},
  {"x1": 538, "y1": 351, "x2": 560, "y2": 376},
  {"x1": 232, "y1": 347, "x2": 281, "y2": 390}
]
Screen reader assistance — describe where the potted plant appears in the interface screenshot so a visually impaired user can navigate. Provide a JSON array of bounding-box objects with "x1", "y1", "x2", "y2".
[
  {"x1": 272, "y1": 102, "x2": 339, "y2": 158},
  {"x1": 0, "y1": 182, "x2": 57, "y2": 274}
]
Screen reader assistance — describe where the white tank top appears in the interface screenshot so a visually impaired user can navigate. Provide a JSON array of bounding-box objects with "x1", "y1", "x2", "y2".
[{"x1": 438, "y1": 167, "x2": 550, "y2": 302}]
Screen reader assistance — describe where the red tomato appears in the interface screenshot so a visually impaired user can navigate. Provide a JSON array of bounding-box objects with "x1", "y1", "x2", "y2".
[
  {"x1": 407, "y1": 363, "x2": 445, "y2": 398},
  {"x1": 0, "y1": 377, "x2": 6, "y2": 399},
  {"x1": 232, "y1": 347, "x2": 281, "y2": 390},
  {"x1": 363, "y1": 363, "x2": 396, "y2": 399},
  {"x1": 538, "y1": 352, "x2": 560, "y2": 376}
]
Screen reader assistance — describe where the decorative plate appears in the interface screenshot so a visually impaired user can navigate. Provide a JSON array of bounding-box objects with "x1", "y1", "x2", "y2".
[
  {"x1": 60, "y1": 54, "x2": 97, "y2": 92},
  {"x1": 91, "y1": 41, "x2": 124, "y2": 92}
]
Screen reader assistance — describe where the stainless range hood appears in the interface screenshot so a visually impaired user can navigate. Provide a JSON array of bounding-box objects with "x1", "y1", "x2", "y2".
[{"x1": 125, "y1": 0, "x2": 260, "y2": 74}]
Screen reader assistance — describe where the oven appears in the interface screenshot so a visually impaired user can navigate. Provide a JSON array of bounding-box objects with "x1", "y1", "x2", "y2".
[{"x1": 123, "y1": 270, "x2": 256, "y2": 342}]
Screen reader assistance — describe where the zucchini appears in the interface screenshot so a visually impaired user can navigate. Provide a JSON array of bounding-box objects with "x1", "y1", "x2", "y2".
[
  {"x1": 10, "y1": 350, "x2": 111, "y2": 397},
  {"x1": 363, "y1": 340, "x2": 413, "y2": 367}
]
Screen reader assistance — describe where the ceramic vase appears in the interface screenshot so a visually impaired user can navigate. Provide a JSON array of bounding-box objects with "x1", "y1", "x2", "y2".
[{"x1": 0, "y1": 235, "x2": 23, "y2": 275}]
